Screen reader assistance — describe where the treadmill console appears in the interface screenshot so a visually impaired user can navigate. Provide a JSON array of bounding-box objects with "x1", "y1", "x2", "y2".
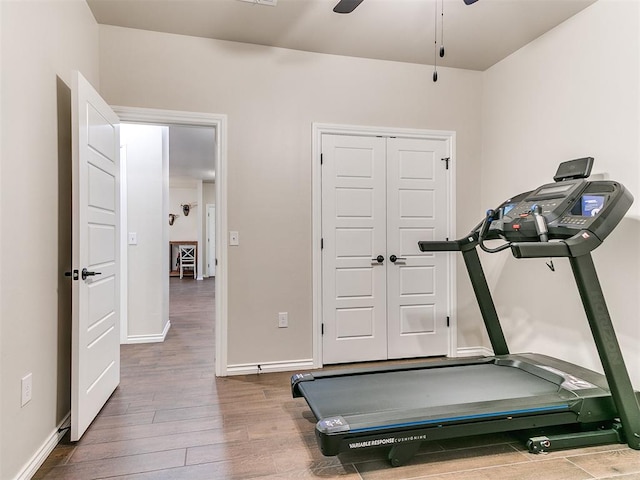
[{"x1": 478, "y1": 159, "x2": 633, "y2": 258}]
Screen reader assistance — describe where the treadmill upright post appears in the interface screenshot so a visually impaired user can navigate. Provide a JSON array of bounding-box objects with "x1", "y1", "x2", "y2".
[
  {"x1": 418, "y1": 237, "x2": 510, "y2": 356},
  {"x1": 462, "y1": 247, "x2": 509, "y2": 356},
  {"x1": 570, "y1": 253, "x2": 640, "y2": 450}
]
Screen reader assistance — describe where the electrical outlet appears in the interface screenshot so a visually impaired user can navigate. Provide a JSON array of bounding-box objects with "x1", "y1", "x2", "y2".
[
  {"x1": 21, "y1": 373, "x2": 32, "y2": 407},
  {"x1": 278, "y1": 312, "x2": 288, "y2": 328}
]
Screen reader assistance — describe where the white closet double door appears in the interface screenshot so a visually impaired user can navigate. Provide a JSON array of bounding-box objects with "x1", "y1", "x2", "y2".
[{"x1": 322, "y1": 134, "x2": 450, "y2": 364}]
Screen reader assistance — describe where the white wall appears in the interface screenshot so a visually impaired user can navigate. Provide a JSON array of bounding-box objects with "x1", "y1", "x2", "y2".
[
  {"x1": 0, "y1": 1, "x2": 99, "y2": 478},
  {"x1": 98, "y1": 25, "x2": 485, "y2": 367},
  {"x1": 169, "y1": 183, "x2": 199, "y2": 242},
  {"x1": 123, "y1": 124, "x2": 170, "y2": 340},
  {"x1": 482, "y1": 0, "x2": 640, "y2": 386}
]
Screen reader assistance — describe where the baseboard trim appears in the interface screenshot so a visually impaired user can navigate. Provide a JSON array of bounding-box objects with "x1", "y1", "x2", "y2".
[
  {"x1": 226, "y1": 359, "x2": 314, "y2": 376},
  {"x1": 225, "y1": 349, "x2": 493, "y2": 377},
  {"x1": 14, "y1": 412, "x2": 70, "y2": 480},
  {"x1": 455, "y1": 346, "x2": 494, "y2": 358},
  {"x1": 126, "y1": 321, "x2": 171, "y2": 344}
]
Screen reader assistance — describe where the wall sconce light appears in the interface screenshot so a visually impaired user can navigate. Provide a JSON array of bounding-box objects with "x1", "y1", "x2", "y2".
[
  {"x1": 169, "y1": 213, "x2": 179, "y2": 226},
  {"x1": 181, "y1": 202, "x2": 197, "y2": 217}
]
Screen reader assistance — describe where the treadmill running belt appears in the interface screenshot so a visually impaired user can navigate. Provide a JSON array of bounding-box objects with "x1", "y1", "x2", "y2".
[{"x1": 299, "y1": 363, "x2": 562, "y2": 419}]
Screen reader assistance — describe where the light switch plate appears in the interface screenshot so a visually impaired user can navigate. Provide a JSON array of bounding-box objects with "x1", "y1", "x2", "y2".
[
  {"x1": 21, "y1": 373, "x2": 32, "y2": 407},
  {"x1": 229, "y1": 231, "x2": 239, "y2": 246}
]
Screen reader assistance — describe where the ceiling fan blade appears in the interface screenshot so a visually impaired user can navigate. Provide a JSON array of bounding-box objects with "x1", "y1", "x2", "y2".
[
  {"x1": 463, "y1": 0, "x2": 479, "y2": 4},
  {"x1": 333, "y1": 0, "x2": 365, "y2": 14}
]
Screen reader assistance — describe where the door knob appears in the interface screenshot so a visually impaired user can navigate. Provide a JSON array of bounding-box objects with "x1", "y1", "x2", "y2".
[
  {"x1": 82, "y1": 268, "x2": 102, "y2": 281},
  {"x1": 371, "y1": 255, "x2": 385, "y2": 264},
  {"x1": 389, "y1": 255, "x2": 406, "y2": 263}
]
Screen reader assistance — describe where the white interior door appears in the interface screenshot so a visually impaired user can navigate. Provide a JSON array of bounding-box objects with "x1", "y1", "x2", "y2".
[
  {"x1": 386, "y1": 137, "x2": 450, "y2": 358},
  {"x1": 322, "y1": 134, "x2": 388, "y2": 364},
  {"x1": 321, "y1": 133, "x2": 450, "y2": 364},
  {"x1": 71, "y1": 71, "x2": 120, "y2": 441},
  {"x1": 207, "y1": 204, "x2": 216, "y2": 277}
]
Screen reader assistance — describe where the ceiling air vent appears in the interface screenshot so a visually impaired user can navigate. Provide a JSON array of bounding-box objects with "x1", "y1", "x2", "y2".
[{"x1": 237, "y1": 0, "x2": 277, "y2": 6}]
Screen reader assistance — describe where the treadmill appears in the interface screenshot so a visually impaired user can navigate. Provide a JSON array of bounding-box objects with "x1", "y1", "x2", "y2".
[{"x1": 292, "y1": 158, "x2": 640, "y2": 466}]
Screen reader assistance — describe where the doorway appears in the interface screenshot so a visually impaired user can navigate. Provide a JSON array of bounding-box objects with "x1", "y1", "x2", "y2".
[
  {"x1": 312, "y1": 124, "x2": 457, "y2": 367},
  {"x1": 114, "y1": 107, "x2": 229, "y2": 377}
]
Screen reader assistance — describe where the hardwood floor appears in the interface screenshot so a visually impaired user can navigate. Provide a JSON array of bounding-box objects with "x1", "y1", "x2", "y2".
[{"x1": 34, "y1": 277, "x2": 640, "y2": 479}]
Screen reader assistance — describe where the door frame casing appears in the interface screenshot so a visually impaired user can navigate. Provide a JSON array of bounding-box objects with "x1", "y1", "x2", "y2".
[
  {"x1": 112, "y1": 106, "x2": 229, "y2": 377},
  {"x1": 312, "y1": 123, "x2": 457, "y2": 368},
  {"x1": 206, "y1": 204, "x2": 216, "y2": 277}
]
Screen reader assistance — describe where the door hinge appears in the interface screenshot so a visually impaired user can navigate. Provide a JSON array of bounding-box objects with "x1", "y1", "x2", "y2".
[
  {"x1": 321, "y1": 238, "x2": 324, "y2": 250},
  {"x1": 442, "y1": 157, "x2": 451, "y2": 170},
  {"x1": 446, "y1": 316, "x2": 450, "y2": 327},
  {"x1": 321, "y1": 323, "x2": 325, "y2": 335},
  {"x1": 320, "y1": 153, "x2": 323, "y2": 165},
  {"x1": 215, "y1": 258, "x2": 218, "y2": 266}
]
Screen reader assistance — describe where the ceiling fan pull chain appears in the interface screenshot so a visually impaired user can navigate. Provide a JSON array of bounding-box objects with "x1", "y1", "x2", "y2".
[
  {"x1": 433, "y1": 0, "x2": 438, "y2": 82},
  {"x1": 440, "y1": 0, "x2": 445, "y2": 58}
]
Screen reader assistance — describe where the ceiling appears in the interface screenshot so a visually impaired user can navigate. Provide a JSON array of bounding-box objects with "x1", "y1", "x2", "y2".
[{"x1": 87, "y1": 0, "x2": 597, "y2": 71}]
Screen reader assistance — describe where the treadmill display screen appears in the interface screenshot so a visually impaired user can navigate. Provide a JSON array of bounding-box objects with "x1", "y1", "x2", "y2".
[
  {"x1": 535, "y1": 183, "x2": 574, "y2": 196},
  {"x1": 502, "y1": 203, "x2": 516, "y2": 216},
  {"x1": 571, "y1": 195, "x2": 605, "y2": 217}
]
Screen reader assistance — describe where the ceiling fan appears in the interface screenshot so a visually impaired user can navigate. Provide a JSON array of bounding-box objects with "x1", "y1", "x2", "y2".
[
  {"x1": 333, "y1": 0, "x2": 479, "y2": 82},
  {"x1": 334, "y1": 0, "x2": 478, "y2": 14}
]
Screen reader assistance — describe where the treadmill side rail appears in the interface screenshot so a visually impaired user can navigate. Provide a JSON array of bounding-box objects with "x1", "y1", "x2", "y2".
[
  {"x1": 317, "y1": 416, "x2": 350, "y2": 434},
  {"x1": 291, "y1": 372, "x2": 315, "y2": 398}
]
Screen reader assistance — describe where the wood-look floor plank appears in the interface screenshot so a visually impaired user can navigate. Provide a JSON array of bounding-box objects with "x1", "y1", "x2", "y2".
[
  {"x1": 355, "y1": 444, "x2": 530, "y2": 480},
  {"x1": 567, "y1": 448, "x2": 640, "y2": 478},
  {"x1": 68, "y1": 426, "x2": 247, "y2": 463},
  {"x1": 105, "y1": 460, "x2": 280, "y2": 480},
  {"x1": 87, "y1": 411, "x2": 155, "y2": 430},
  {"x1": 78, "y1": 415, "x2": 225, "y2": 445},
  {"x1": 33, "y1": 449, "x2": 187, "y2": 479},
  {"x1": 152, "y1": 404, "x2": 223, "y2": 424},
  {"x1": 395, "y1": 457, "x2": 595, "y2": 480}
]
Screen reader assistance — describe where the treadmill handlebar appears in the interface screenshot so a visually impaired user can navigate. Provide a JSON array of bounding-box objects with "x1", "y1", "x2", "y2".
[
  {"x1": 510, "y1": 241, "x2": 570, "y2": 258},
  {"x1": 532, "y1": 204, "x2": 549, "y2": 242},
  {"x1": 418, "y1": 233, "x2": 478, "y2": 252}
]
